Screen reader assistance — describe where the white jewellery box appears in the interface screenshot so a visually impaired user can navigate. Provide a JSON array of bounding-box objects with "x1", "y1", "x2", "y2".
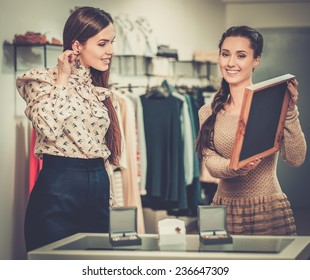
[
  {"x1": 158, "y1": 218, "x2": 186, "y2": 247},
  {"x1": 109, "y1": 207, "x2": 141, "y2": 246},
  {"x1": 198, "y1": 205, "x2": 233, "y2": 245}
]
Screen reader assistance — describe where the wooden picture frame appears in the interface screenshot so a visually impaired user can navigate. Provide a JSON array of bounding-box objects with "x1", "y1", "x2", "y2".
[{"x1": 230, "y1": 74, "x2": 295, "y2": 170}]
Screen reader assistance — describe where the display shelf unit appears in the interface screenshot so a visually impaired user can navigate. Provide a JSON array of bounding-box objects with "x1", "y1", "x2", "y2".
[
  {"x1": 174, "y1": 60, "x2": 218, "y2": 80},
  {"x1": 6, "y1": 42, "x2": 217, "y2": 79},
  {"x1": 111, "y1": 55, "x2": 153, "y2": 76},
  {"x1": 5, "y1": 43, "x2": 63, "y2": 71},
  {"x1": 6, "y1": 42, "x2": 218, "y2": 116}
]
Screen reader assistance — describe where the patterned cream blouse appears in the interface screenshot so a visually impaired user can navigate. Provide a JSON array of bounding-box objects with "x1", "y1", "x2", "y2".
[{"x1": 17, "y1": 65, "x2": 113, "y2": 160}]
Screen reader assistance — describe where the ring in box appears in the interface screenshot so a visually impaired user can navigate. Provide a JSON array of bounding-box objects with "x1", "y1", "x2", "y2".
[
  {"x1": 198, "y1": 205, "x2": 233, "y2": 245},
  {"x1": 109, "y1": 207, "x2": 141, "y2": 246}
]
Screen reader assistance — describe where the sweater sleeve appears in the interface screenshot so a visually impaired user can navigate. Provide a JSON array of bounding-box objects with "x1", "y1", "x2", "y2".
[
  {"x1": 16, "y1": 68, "x2": 72, "y2": 142},
  {"x1": 203, "y1": 147, "x2": 250, "y2": 179},
  {"x1": 198, "y1": 105, "x2": 249, "y2": 179},
  {"x1": 280, "y1": 105, "x2": 307, "y2": 167}
]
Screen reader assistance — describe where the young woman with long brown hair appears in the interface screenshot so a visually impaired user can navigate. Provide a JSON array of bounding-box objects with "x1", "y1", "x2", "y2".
[
  {"x1": 17, "y1": 6, "x2": 121, "y2": 251},
  {"x1": 196, "y1": 26, "x2": 306, "y2": 236}
]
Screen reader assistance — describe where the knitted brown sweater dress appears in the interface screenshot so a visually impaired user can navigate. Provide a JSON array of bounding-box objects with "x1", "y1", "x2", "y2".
[{"x1": 198, "y1": 105, "x2": 307, "y2": 235}]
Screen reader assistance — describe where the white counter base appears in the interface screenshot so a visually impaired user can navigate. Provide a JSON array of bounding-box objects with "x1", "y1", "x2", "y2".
[{"x1": 28, "y1": 233, "x2": 310, "y2": 260}]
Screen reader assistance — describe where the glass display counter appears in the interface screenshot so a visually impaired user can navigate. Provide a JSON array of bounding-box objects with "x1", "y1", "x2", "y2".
[{"x1": 28, "y1": 233, "x2": 310, "y2": 260}]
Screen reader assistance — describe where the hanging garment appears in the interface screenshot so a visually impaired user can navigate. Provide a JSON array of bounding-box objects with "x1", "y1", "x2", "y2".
[
  {"x1": 112, "y1": 168, "x2": 124, "y2": 206},
  {"x1": 163, "y1": 81, "x2": 202, "y2": 215},
  {"x1": 140, "y1": 92, "x2": 187, "y2": 210},
  {"x1": 126, "y1": 93, "x2": 148, "y2": 195},
  {"x1": 162, "y1": 80, "x2": 194, "y2": 186},
  {"x1": 114, "y1": 15, "x2": 146, "y2": 56},
  {"x1": 29, "y1": 128, "x2": 42, "y2": 193},
  {"x1": 135, "y1": 17, "x2": 158, "y2": 56},
  {"x1": 171, "y1": 90, "x2": 194, "y2": 185},
  {"x1": 184, "y1": 93, "x2": 202, "y2": 215},
  {"x1": 115, "y1": 93, "x2": 145, "y2": 234}
]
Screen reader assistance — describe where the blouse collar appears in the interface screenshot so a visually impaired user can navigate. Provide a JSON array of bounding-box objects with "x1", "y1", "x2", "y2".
[
  {"x1": 71, "y1": 64, "x2": 92, "y2": 85},
  {"x1": 70, "y1": 64, "x2": 111, "y2": 102}
]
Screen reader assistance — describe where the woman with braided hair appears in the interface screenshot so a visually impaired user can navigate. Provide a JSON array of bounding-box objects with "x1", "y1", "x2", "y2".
[{"x1": 196, "y1": 25, "x2": 306, "y2": 235}]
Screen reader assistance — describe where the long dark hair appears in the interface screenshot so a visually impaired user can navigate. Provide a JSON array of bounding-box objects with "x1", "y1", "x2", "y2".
[
  {"x1": 63, "y1": 6, "x2": 121, "y2": 165},
  {"x1": 196, "y1": 25, "x2": 264, "y2": 158}
]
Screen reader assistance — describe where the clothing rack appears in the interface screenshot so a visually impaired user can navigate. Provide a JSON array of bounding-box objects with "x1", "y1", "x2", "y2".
[{"x1": 112, "y1": 83, "x2": 148, "y2": 93}]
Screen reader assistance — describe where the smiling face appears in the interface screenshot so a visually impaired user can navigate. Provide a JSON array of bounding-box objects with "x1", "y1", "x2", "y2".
[
  {"x1": 219, "y1": 36, "x2": 260, "y2": 88},
  {"x1": 77, "y1": 23, "x2": 115, "y2": 71}
]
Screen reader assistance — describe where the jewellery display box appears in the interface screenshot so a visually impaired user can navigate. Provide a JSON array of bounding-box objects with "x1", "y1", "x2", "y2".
[
  {"x1": 109, "y1": 207, "x2": 141, "y2": 247},
  {"x1": 198, "y1": 205, "x2": 233, "y2": 245},
  {"x1": 158, "y1": 218, "x2": 186, "y2": 249}
]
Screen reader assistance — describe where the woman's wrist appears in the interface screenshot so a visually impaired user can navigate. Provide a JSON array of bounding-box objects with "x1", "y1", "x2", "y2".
[{"x1": 56, "y1": 73, "x2": 70, "y2": 86}]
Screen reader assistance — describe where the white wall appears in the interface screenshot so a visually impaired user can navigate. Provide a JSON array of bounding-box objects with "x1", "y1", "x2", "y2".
[{"x1": 225, "y1": 2, "x2": 310, "y2": 28}]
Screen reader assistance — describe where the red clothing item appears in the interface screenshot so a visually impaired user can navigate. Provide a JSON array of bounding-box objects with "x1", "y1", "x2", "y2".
[{"x1": 29, "y1": 128, "x2": 42, "y2": 193}]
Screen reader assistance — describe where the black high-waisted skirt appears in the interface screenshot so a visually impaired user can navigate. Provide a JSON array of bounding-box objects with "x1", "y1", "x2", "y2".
[{"x1": 24, "y1": 154, "x2": 110, "y2": 252}]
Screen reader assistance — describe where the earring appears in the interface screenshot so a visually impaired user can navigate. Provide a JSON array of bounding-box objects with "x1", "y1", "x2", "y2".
[{"x1": 74, "y1": 52, "x2": 81, "y2": 68}]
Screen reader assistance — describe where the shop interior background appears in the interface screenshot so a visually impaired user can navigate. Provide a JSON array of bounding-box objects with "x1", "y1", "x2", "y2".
[{"x1": 0, "y1": 0, "x2": 309, "y2": 260}]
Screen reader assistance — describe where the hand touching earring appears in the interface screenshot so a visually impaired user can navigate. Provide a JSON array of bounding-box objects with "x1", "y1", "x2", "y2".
[
  {"x1": 56, "y1": 50, "x2": 80, "y2": 86},
  {"x1": 74, "y1": 50, "x2": 81, "y2": 68}
]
